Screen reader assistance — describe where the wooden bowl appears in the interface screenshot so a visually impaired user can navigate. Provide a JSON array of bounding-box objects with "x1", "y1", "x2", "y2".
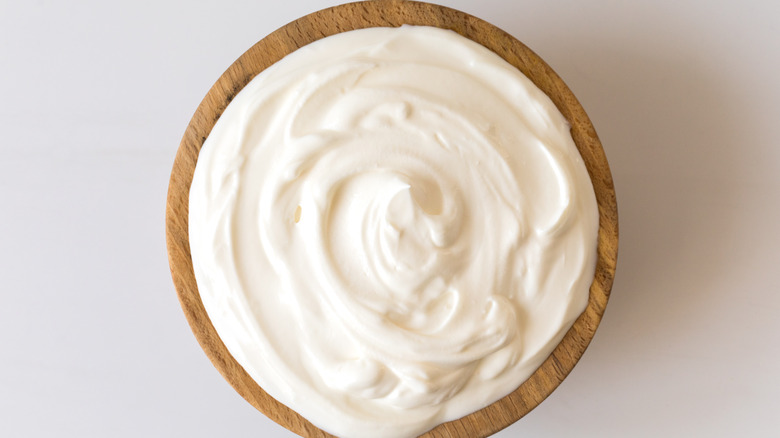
[{"x1": 166, "y1": 1, "x2": 618, "y2": 437}]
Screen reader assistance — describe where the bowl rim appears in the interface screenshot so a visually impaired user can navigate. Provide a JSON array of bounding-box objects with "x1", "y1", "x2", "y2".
[{"x1": 165, "y1": 1, "x2": 618, "y2": 437}]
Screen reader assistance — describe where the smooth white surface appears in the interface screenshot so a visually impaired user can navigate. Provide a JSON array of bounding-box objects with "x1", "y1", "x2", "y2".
[
  {"x1": 1, "y1": 0, "x2": 778, "y2": 437},
  {"x1": 189, "y1": 25, "x2": 597, "y2": 438}
]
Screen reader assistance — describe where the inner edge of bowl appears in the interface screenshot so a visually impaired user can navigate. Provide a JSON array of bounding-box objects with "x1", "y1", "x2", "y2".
[{"x1": 165, "y1": 1, "x2": 618, "y2": 437}]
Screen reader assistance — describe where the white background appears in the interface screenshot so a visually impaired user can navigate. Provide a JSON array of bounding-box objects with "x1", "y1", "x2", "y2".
[{"x1": 2, "y1": 0, "x2": 778, "y2": 437}]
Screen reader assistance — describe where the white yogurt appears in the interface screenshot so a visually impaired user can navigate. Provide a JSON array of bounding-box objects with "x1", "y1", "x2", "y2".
[{"x1": 189, "y1": 26, "x2": 598, "y2": 438}]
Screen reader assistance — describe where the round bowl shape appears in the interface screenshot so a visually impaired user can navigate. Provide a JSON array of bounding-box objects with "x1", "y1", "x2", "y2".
[{"x1": 166, "y1": 1, "x2": 618, "y2": 437}]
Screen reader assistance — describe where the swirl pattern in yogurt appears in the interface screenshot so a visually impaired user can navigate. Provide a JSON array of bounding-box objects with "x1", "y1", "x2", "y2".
[{"x1": 189, "y1": 25, "x2": 598, "y2": 438}]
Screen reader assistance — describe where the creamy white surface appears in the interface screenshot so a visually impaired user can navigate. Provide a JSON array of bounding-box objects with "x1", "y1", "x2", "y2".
[{"x1": 189, "y1": 26, "x2": 598, "y2": 438}]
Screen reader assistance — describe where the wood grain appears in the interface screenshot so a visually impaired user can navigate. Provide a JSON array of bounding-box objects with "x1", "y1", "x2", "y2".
[{"x1": 165, "y1": 1, "x2": 618, "y2": 437}]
